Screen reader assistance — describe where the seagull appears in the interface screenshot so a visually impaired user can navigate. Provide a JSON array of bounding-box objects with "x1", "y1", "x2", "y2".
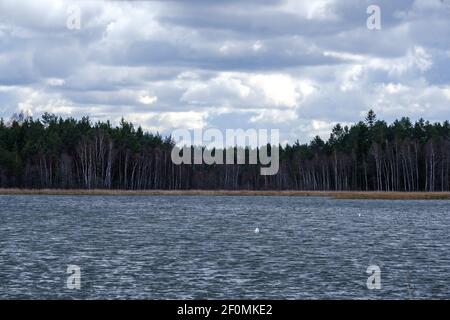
[
  {"x1": 358, "y1": 213, "x2": 361, "y2": 217},
  {"x1": 254, "y1": 228, "x2": 260, "y2": 234}
]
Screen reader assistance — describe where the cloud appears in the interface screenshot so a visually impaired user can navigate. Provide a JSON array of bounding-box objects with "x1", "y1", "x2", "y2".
[
  {"x1": 138, "y1": 95, "x2": 158, "y2": 105},
  {"x1": 0, "y1": 0, "x2": 449, "y2": 143}
]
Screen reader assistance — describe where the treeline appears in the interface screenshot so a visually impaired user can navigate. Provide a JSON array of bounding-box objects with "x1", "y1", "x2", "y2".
[{"x1": 0, "y1": 111, "x2": 449, "y2": 191}]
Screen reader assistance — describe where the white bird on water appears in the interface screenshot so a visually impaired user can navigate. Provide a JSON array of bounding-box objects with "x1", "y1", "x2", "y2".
[{"x1": 254, "y1": 227, "x2": 260, "y2": 234}]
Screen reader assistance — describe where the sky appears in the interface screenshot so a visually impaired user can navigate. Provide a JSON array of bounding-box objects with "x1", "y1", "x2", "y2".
[{"x1": 0, "y1": 0, "x2": 450, "y2": 144}]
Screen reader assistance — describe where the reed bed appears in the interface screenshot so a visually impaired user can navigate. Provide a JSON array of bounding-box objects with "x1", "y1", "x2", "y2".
[{"x1": 1, "y1": 189, "x2": 450, "y2": 200}]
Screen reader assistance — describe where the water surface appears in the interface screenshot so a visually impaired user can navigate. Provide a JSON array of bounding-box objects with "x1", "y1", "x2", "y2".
[{"x1": 0, "y1": 195, "x2": 449, "y2": 299}]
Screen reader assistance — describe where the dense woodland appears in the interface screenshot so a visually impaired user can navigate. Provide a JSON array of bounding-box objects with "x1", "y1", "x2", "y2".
[{"x1": 0, "y1": 110, "x2": 449, "y2": 191}]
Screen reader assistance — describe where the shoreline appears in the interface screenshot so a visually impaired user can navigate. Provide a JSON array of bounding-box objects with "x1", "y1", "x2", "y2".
[{"x1": 1, "y1": 189, "x2": 450, "y2": 200}]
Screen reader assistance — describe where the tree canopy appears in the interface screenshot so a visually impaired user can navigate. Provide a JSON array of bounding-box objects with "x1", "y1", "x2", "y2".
[{"x1": 0, "y1": 110, "x2": 449, "y2": 191}]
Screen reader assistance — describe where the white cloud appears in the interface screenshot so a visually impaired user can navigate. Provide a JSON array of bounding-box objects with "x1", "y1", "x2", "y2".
[
  {"x1": 248, "y1": 74, "x2": 303, "y2": 108},
  {"x1": 249, "y1": 109, "x2": 297, "y2": 124},
  {"x1": 46, "y1": 78, "x2": 65, "y2": 86},
  {"x1": 252, "y1": 40, "x2": 263, "y2": 52},
  {"x1": 138, "y1": 94, "x2": 158, "y2": 105},
  {"x1": 340, "y1": 65, "x2": 364, "y2": 92},
  {"x1": 367, "y1": 46, "x2": 433, "y2": 76},
  {"x1": 126, "y1": 111, "x2": 208, "y2": 132},
  {"x1": 180, "y1": 73, "x2": 251, "y2": 106},
  {"x1": 383, "y1": 83, "x2": 409, "y2": 94},
  {"x1": 14, "y1": 88, "x2": 74, "y2": 116},
  {"x1": 281, "y1": 0, "x2": 338, "y2": 20}
]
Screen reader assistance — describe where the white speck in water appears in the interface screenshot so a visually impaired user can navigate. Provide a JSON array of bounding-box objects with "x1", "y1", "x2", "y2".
[
  {"x1": 358, "y1": 213, "x2": 361, "y2": 217},
  {"x1": 254, "y1": 228, "x2": 260, "y2": 234}
]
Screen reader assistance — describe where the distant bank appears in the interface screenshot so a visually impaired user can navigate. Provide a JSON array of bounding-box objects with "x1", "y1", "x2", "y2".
[{"x1": 1, "y1": 189, "x2": 450, "y2": 200}]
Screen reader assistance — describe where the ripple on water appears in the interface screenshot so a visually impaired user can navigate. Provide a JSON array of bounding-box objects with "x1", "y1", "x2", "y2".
[{"x1": 0, "y1": 195, "x2": 449, "y2": 299}]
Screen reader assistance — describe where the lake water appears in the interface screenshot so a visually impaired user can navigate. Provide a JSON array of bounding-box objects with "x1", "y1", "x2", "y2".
[{"x1": 0, "y1": 195, "x2": 449, "y2": 299}]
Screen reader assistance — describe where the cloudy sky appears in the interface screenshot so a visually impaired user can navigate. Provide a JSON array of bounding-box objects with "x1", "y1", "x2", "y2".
[{"x1": 1, "y1": 0, "x2": 449, "y2": 144}]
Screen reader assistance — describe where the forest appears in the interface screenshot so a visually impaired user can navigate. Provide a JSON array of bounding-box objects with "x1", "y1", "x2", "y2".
[{"x1": 0, "y1": 110, "x2": 449, "y2": 191}]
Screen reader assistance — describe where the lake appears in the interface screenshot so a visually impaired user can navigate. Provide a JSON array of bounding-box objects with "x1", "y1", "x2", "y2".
[{"x1": 0, "y1": 195, "x2": 449, "y2": 299}]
